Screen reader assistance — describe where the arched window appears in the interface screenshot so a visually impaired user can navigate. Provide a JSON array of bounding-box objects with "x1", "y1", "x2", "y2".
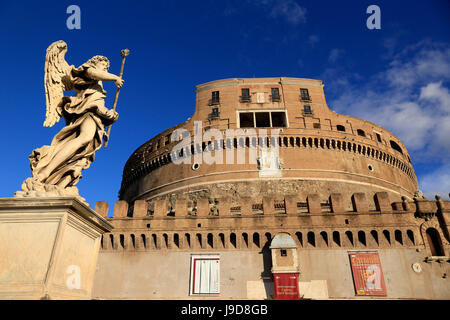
[
  {"x1": 242, "y1": 233, "x2": 248, "y2": 248},
  {"x1": 358, "y1": 231, "x2": 366, "y2": 246},
  {"x1": 185, "y1": 233, "x2": 191, "y2": 248},
  {"x1": 173, "y1": 233, "x2": 180, "y2": 248},
  {"x1": 394, "y1": 230, "x2": 403, "y2": 245},
  {"x1": 406, "y1": 230, "x2": 415, "y2": 245},
  {"x1": 230, "y1": 233, "x2": 237, "y2": 248},
  {"x1": 337, "y1": 125, "x2": 346, "y2": 132},
  {"x1": 219, "y1": 233, "x2": 225, "y2": 248},
  {"x1": 345, "y1": 231, "x2": 354, "y2": 246},
  {"x1": 333, "y1": 231, "x2": 341, "y2": 247},
  {"x1": 357, "y1": 129, "x2": 366, "y2": 137},
  {"x1": 320, "y1": 231, "x2": 328, "y2": 247},
  {"x1": 196, "y1": 233, "x2": 202, "y2": 248},
  {"x1": 295, "y1": 232, "x2": 303, "y2": 247},
  {"x1": 390, "y1": 140, "x2": 403, "y2": 154},
  {"x1": 253, "y1": 233, "x2": 260, "y2": 248},
  {"x1": 426, "y1": 228, "x2": 445, "y2": 256},
  {"x1": 307, "y1": 232, "x2": 315, "y2": 247},
  {"x1": 207, "y1": 233, "x2": 214, "y2": 248},
  {"x1": 383, "y1": 230, "x2": 391, "y2": 245},
  {"x1": 371, "y1": 230, "x2": 379, "y2": 245}
]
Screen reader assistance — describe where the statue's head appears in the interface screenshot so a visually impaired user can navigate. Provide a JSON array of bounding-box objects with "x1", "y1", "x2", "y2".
[{"x1": 85, "y1": 55, "x2": 110, "y2": 71}]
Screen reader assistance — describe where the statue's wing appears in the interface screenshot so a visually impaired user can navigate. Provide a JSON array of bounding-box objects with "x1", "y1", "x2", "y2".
[{"x1": 43, "y1": 40, "x2": 72, "y2": 127}]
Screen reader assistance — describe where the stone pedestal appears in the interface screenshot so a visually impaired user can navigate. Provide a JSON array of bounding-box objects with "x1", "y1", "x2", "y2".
[{"x1": 0, "y1": 197, "x2": 114, "y2": 299}]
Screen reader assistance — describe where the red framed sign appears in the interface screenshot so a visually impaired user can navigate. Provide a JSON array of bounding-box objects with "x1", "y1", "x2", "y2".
[
  {"x1": 349, "y1": 252, "x2": 387, "y2": 296},
  {"x1": 273, "y1": 273, "x2": 300, "y2": 300}
]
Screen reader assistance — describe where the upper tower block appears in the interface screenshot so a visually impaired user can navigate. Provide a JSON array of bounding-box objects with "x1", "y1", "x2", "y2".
[{"x1": 119, "y1": 77, "x2": 418, "y2": 204}]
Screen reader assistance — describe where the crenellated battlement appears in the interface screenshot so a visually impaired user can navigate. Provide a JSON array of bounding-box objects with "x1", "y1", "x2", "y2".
[
  {"x1": 96, "y1": 193, "x2": 450, "y2": 254},
  {"x1": 96, "y1": 192, "x2": 450, "y2": 219}
]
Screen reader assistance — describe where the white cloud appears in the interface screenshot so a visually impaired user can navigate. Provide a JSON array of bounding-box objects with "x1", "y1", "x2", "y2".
[
  {"x1": 420, "y1": 164, "x2": 450, "y2": 200},
  {"x1": 308, "y1": 34, "x2": 319, "y2": 47},
  {"x1": 268, "y1": 0, "x2": 307, "y2": 25},
  {"x1": 328, "y1": 48, "x2": 344, "y2": 63},
  {"x1": 322, "y1": 41, "x2": 450, "y2": 196}
]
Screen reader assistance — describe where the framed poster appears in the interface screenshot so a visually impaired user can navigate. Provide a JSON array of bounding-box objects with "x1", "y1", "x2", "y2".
[
  {"x1": 349, "y1": 252, "x2": 387, "y2": 296},
  {"x1": 189, "y1": 255, "x2": 220, "y2": 296},
  {"x1": 273, "y1": 273, "x2": 300, "y2": 300}
]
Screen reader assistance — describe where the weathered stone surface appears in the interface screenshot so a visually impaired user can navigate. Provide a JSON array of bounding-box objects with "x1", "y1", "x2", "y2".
[{"x1": 0, "y1": 197, "x2": 113, "y2": 300}]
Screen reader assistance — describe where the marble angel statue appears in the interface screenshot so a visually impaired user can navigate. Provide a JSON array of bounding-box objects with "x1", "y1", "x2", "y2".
[{"x1": 16, "y1": 40, "x2": 126, "y2": 199}]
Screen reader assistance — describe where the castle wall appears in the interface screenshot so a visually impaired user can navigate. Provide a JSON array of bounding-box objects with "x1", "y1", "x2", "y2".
[
  {"x1": 92, "y1": 248, "x2": 450, "y2": 299},
  {"x1": 91, "y1": 193, "x2": 450, "y2": 299}
]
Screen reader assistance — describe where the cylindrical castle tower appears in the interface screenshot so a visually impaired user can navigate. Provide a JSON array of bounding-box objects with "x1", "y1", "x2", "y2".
[{"x1": 119, "y1": 77, "x2": 418, "y2": 211}]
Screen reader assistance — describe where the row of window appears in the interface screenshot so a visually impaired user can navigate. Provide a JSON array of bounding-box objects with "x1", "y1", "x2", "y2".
[
  {"x1": 101, "y1": 228, "x2": 426, "y2": 251},
  {"x1": 209, "y1": 88, "x2": 311, "y2": 105}
]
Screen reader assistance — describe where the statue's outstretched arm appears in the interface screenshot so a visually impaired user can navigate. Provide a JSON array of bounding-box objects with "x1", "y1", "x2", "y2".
[{"x1": 85, "y1": 68, "x2": 124, "y2": 88}]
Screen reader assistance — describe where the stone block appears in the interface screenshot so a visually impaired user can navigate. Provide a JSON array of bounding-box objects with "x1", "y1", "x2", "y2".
[
  {"x1": 263, "y1": 197, "x2": 274, "y2": 215},
  {"x1": 374, "y1": 192, "x2": 391, "y2": 213},
  {"x1": 329, "y1": 193, "x2": 344, "y2": 213},
  {"x1": 196, "y1": 198, "x2": 209, "y2": 217},
  {"x1": 94, "y1": 201, "x2": 109, "y2": 218},
  {"x1": 240, "y1": 197, "x2": 252, "y2": 216},
  {"x1": 217, "y1": 197, "x2": 230, "y2": 216},
  {"x1": 0, "y1": 197, "x2": 113, "y2": 300},
  {"x1": 307, "y1": 194, "x2": 321, "y2": 214},
  {"x1": 284, "y1": 195, "x2": 297, "y2": 215},
  {"x1": 113, "y1": 200, "x2": 128, "y2": 218},
  {"x1": 132, "y1": 200, "x2": 147, "y2": 218},
  {"x1": 153, "y1": 199, "x2": 167, "y2": 217},
  {"x1": 351, "y1": 193, "x2": 368, "y2": 213},
  {"x1": 175, "y1": 199, "x2": 188, "y2": 217}
]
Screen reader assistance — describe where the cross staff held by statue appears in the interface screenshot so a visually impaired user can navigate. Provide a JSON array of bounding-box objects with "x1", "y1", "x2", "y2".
[{"x1": 104, "y1": 48, "x2": 130, "y2": 148}]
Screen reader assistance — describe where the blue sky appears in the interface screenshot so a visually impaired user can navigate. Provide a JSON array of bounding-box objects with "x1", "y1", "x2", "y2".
[{"x1": 0, "y1": 0, "x2": 449, "y2": 214}]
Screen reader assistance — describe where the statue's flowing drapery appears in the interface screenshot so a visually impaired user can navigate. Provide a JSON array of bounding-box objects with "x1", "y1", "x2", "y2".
[{"x1": 29, "y1": 65, "x2": 114, "y2": 188}]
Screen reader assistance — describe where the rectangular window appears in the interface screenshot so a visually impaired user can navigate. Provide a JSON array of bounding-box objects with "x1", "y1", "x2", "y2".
[
  {"x1": 375, "y1": 133, "x2": 382, "y2": 143},
  {"x1": 303, "y1": 105, "x2": 312, "y2": 115},
  {"x1": 300, "y1": 88, "x2": 310, "y2": 101},
  {"x1": 240, "y1": 88, "x2": 251, "y2": 102},
  {"x1": 255, "y1": 112, "x2": 271, "y2": 127},
  {"x1": 189, "y1": 255, "x2": 220, "y2": 296},
  {"x1": 239, "y1": 112, "x2": 254, "y2": 128},
  {"x1": 271, "y1": 112, "x2": 287, "y2": 127},
  {"x1": 210, "y1": 91, "x2": 220, "y2": 105},
  {"x1": 271, "y1": 88, "x2": 281, "y2": 102},
  {"x1": 239, "y1": 111, "x2": 287, "y2": 128}
]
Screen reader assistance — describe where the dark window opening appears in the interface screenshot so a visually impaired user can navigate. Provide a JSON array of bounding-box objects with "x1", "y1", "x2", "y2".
[
  {"x1": 271, "y1": 112, "x2": 287, "y2": 127},
  {"x1": 337, "y1": 125, "x2": 345, "y2": 132},
  {"x1": 239, "y1": 112, "x2": 254, "y2": 128},
  {"x1": 255, "y1": 112, "x2": 271, "y2": 127},
  {"x1": 307, "y1": 232, "x2": 315, "y2": 247},
  {"x1": 303, "y1": 105, "x2": 312, "y2": 116},
  {"x1": 230, "y1": 233, "x2": 237, "y2": 248},
  {"x1": 240, "y1": 88, "x2": 251, "y2": 102},
  {"x1": 271, "y1": 88, "x2": 281, "y2": 102},
  {"x1": 426, "y1": 228, "x2": 445, "y2": 256},
  {"x1": 210, "y1": 91, "x2": 220, "y2": 105},
  {"x1": 300, "y1": 88, "x2": 310, "y2": 100},
  {"x1": 253, "y1": 233, "x2": 260, "y2": 248},
  {"x1": 173, "y1": 234, "x2": 179, "y2": 248},
  {"x1": 390, "y1": 140, "x2": 403, "y2": 154},
  {"x1": 357, "y1": 129, "x2": 366, "y2": 137},
  {"x1": 313, "y1": 123, "x2": 321, "y2": 129},
  {"x1": 358, "y1": 231, "x2": 366, "y2": 246},
  {"x1": 333, "y1": 231, "x2": 341, "y2": 246},
  {"x1": 376, "y1": 133, "x2": 382, "y2": 142},
  {"x1": 207, "y1": 233, "x2": 214, "y2": 248},
  {"x1": 280, "y1": 249, "x2": 287, "y2": 256}
]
